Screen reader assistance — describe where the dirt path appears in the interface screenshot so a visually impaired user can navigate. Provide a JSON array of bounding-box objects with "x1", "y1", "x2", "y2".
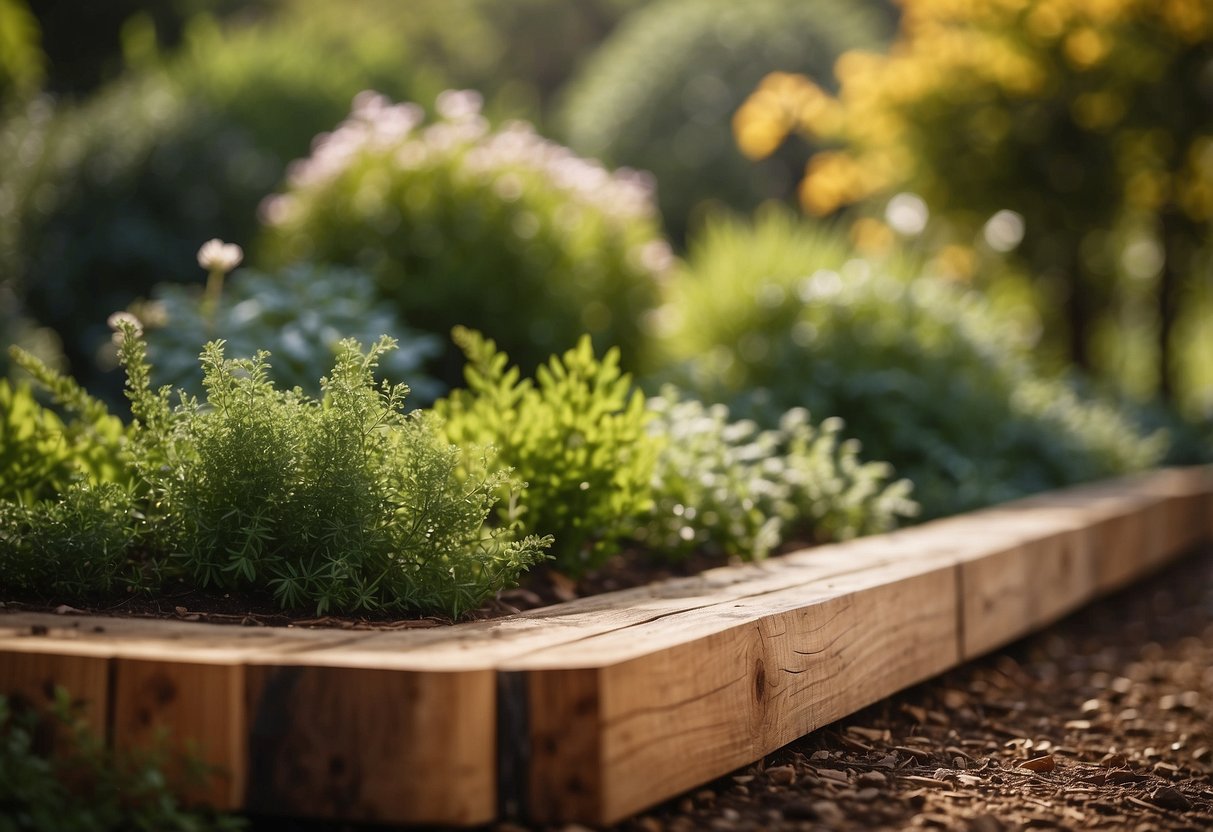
[{"x1": 560, "y1": 544, "x2": 1213, "y2": 832}]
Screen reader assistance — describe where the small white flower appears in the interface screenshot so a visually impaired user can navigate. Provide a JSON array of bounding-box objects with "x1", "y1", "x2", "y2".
[
  {"x1": 196, "y1": 238, "x2": 244, "y2": 273},
  {"x1": 106, "y1": 310, "x2": 143, "y2": 343}
]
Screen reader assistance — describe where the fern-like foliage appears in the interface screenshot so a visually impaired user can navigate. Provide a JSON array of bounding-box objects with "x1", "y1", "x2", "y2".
[
  {"x1": 0, "y1": 369, "x2": 127, "y2": 504},
  {"x1": 436, "y1": 327, "x2": 661, "y2": 573}
]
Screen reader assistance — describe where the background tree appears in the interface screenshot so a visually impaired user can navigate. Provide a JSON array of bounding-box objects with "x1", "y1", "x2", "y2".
[{"x1": 735, "y1": 0, "x2": 1213, "y2": 404}]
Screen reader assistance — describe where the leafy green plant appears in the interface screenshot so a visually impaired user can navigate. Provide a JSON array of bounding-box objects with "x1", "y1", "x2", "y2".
[
  {"x1": 557, "y1": 0, "x2": 892, "y2": 242},
  {"x1": 158, "y1": 5, "x2": 443, "y2": 165},
  {"x1": 133, "y1": 325, "x2": 549, "y2": 616},
  {"x1": 258, "y1": 91, "x2": 671, "y2": 382},
  {"x1": 0, "y1": 690, "x2": 245, "y2": 832},
  {"x1": 0, "y1": 0, "x2": 444, "y2": 402},
  {"x1": 0, "y1": 379, "x2": 125, "y2": 503},
  {"x1": 140, "y1": 263, "x2": 442, "y2": 403},
  {"x1": 0, "y1": 77, "x2": 277, "y2": 401},
  {"x1": 3, "y1": 320, "x2": 549, "y2": 617},
  {"x1": 639, "y1": 389, "x2": 917, "y2": 559},
  {"x1": 435, "y1": 327, "x2": 660, "y2": 573},
  {"x1": 659, "y1": 213, "x2": 1167, "y2": 518},
  {"x1": 0, "y1": 481, "x2": 138, "y2": 599}
]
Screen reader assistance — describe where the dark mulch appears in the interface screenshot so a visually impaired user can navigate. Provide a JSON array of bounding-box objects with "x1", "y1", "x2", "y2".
[{"x1": 575, "y1": 543, "x2": 1213, "y2": 832}]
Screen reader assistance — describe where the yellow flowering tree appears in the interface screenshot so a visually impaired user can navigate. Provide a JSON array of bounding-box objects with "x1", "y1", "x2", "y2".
[{"x1": 735, "y1": 0, "x2": 1213, "y2": 400}]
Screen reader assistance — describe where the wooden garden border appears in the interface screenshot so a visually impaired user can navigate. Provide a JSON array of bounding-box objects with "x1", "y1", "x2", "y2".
[{"x1": 2, "y1": 466, "x2": 1211, "y2": 826}]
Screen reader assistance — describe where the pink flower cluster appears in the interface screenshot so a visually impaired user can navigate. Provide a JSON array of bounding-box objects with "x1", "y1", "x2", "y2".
[{"x1": 262, "y1": 90, "x2": 668, "y2": 242}]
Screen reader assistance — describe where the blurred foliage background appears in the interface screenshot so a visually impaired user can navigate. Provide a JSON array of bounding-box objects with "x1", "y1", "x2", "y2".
[{"x1": 1, "y1": 0, "x2": 1210, "y2": 518}]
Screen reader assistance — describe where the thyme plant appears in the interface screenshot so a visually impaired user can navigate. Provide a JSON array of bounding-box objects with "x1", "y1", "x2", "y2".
[{"x1": 2, "y1": 321, "x2": 550, "y2": 617}]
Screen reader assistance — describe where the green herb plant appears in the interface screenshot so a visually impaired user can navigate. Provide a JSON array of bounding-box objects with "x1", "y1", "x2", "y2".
[
  {"x1": 639, "y1": 389, "x2": 917, "y2": 559},
  {"x1": 436, "y1": 327, "x2": 660, "y2": 573},
  {"x1": 3, "y1": 320, "x2": 550, "y2": 617}
]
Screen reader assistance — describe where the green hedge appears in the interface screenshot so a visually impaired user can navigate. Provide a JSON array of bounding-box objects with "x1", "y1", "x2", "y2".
[
  {"x1": 259, "y1": 92, "x2": 671, "y2": 382},
  {"x1": 557, "y1": 0, "x2": 891, "y2": 243},
  {"x1": 659, "y1": 212, "x2": 1167, "y2": 517}
]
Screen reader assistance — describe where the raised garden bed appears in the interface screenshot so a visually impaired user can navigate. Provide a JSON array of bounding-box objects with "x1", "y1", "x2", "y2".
[{"x1": 2, "y1": 466, "x2": 1211, "y2": 827}]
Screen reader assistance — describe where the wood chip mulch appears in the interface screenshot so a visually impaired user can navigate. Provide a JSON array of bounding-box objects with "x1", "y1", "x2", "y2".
[{"x1": 567, "y1": 544, "x2": 1213, "y2": 832}]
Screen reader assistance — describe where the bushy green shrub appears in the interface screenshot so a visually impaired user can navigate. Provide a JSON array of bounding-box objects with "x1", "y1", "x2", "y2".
[
  {"x1": 0, "y1": 690, "x2": 245, "y2": 832},
  {"x1": 2, "y1": 321, "x2": 550, "y2": 617},
  {"x1": 435, "y1": 327, "x2": 660, "y2": 573},
  {"x1": 258, "y1": 91, "x2": 672, "y2": 382},
  {"x1": 159, "y1": 6, "x2": 441, "y2": 166},
  {"x1": 0, "y1": 2, "x2": 443, "y2": 400},
  {"x1": 660, "y1": 214, "x2": 1167, "y2": 518},
  {"x1": 0, "y1": 79, "x2": 277, "y2": 398},
  {"x1": 557, "y1": 0, "x2": 891, "y2": 242},
  {"x1": 639, "y1": 389, "x2": 917, "y2": 559},
  {"x1": 0, "y1": 373, "x2": 126, "y2": 504},
  {"x1": 140, "y1": 263, "x2": 442, "y2": 403},
  {"x1": 0, "y1": 481, "x2": 138, "y2": 598}
]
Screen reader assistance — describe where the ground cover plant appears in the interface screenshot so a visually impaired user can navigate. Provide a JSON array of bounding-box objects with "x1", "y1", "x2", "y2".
[
  {"x1": 0, "y1": 690, "x2": 243, "y2": 832},
  {"x1": 1, "y1": 317, "x2": 550, "y2": 617},
  {"x1": 258, "y1": 90, "x2": 671, "y2": 382},
  {"x1": 658, "y1": 213, "x2": 1168, "y2": 518},
  {"x1": 638, "y1": 389, "x2": 917, "y2": 559}
]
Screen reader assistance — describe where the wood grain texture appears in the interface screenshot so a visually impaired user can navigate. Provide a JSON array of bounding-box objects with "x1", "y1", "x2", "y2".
[
  {"x1": 515, "y1": 559, "x2": 960, "y2": 824},
  {"x1": 0, "y1": 649, "x2": 110, "y2": 735},
  {"x1": 111, "y1": 657, "x2": 246, "y2": 809},
  {"x1": 0, "y1": 466, "x2": 1209, "y2": 827},
  {"x1": 957, "y1": 525, "x2": 1095, "y2": 658},
  {"x1": 243, "y1": 665, "x2": 496, "y2": 826},
  {"x1": 525, "y1": 668, "x2": 603, "y2": 822}
]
